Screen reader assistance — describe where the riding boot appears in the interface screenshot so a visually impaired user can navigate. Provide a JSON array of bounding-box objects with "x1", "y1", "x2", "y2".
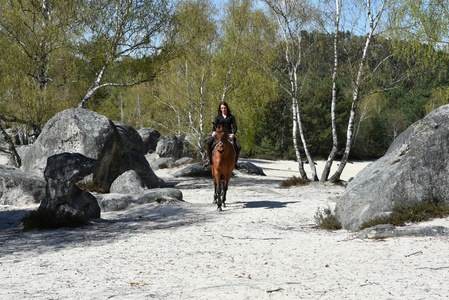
[
  {"x1": 204, "y1": 145, "x2": 213, "y2": 167},
  {"x1": 235, "y1": 149, "x2": 240, "y2": 169}
]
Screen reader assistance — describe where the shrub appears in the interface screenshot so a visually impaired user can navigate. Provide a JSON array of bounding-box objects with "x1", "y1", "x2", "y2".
[
  {"x1": 280, "y1": 176, "x2": 310, "y2": 188},
  {"x1": 21, "y1": 208, "x2": 89, "y2": 232},
  {"x1": 314, "y1": 206, "x2": 342, "y2": 230},
  {"x1": 158, "y1": 163, "x2": 168, "y2": 169},
  {"x1": 359, "y1": 198, "x2": 449, "y2": 230}
]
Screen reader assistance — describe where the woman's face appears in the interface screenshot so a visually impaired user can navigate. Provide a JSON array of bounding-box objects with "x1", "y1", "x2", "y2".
[{"x1": 220, "y1": 104, "x2": 228, "y2": 115}]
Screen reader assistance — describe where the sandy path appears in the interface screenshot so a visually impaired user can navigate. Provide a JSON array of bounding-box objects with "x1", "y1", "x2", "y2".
[{"x1": 1, "y1": 159, "x2": 449, "y2": 299}]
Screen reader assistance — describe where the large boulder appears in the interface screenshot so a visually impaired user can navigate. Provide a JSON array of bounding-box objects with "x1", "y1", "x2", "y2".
[
  {"x1": 0, "y1": 165, "x2": 46, "y2": 205},
  {"x1": 236, "y1": 161, "x2": 266, "y2": 176},
  {"x1": 113, "y1": 121, "x2": 145, "y2": 153},
  {"x1": 113, "y1": 121, "x2": 164, "y2": 188},
  {"x1": 110, "y1": 170, "x2": 146, "y2": 195},
  {"x1": 156, "y1": 135, "x2": 191, "y2": 159},
  {"x1": 21, "y1": 108, "x2": 122, "y2": 189},
  {"x1": 174, "y1": 163, "x2": 211, "y2": 177},
  {"x1": 336, "y1": 104, "x2": 449, "y2": 231},
  {"x1": 138, "y1": 127, "x2": 161, "y2": 154},
  {"x1": 40, "y1": 153, "x2": 100, "y2": 219},
  {"x1": 121, "y1": 150, "x2": 165, "y2": 188},
  {"x1": 20, "y1": 108, "x2": 164, "y2": 190}
]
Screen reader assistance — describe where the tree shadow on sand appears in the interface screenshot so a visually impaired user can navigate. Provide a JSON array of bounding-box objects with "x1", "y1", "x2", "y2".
[
  {"x1": 0, "y1": 201, "x2": 208, "y2": 256},
  {"x1": 235, "y1": 200, "x2": 299, "y2": 209}
]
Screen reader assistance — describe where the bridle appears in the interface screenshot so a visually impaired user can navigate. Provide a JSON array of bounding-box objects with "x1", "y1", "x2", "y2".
[{"x1": 214, "y1": 127, "x2": 229, "y2": 154}]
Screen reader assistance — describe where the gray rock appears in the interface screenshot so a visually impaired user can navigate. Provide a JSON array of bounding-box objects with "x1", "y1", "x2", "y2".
[
  {"x1": 0, "y1": 165, "x2": 46, "y2": 205},
  {"x1": 150, "y1": 157, "x2": 175, "y2": 170},
  {"x1": 21, "y1": 108, "x2": 122, "y2": 190},
  {"x1": 156, "y1": 135, "x2": 190, "y2": 159},
  {"x1": 97, "y1": 188, "x2": 183, "y2": 211},
  {"x1": 121, "y1": 150, "x2": 165, "y2": 188},
  {"x1": 40, "y1": 153, "x2": 100, "y2": 219},
  {"x1": 138, "y1": 127, "x2": 161, "y2": 154},
  {"x1": 236, "y1": 161, "x2": 266, "y2": 176},
  {"x1": 356, "y1": 224, "x2": 449, "y2": 239},
  {"x1": 336, "y1": 104, "x2": 449, "y2": 230},
  {"x1": 175, "y1": 157, "x2": 194, "y2": 166},
  {"x1": 113, "y1": 121, "x2": 145, "y2": 153},
  {"x1": 110, "y1": 170, "x2": 146, "y2": 195},
  {"x1": 173, "y1": 163, "x2": 212, "y2": 177},
  {"x1": 19, "y1": 108, "x2": 164, "y2": 191}
]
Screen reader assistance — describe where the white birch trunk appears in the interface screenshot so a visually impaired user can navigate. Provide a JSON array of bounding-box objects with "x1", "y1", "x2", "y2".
[
  {"x1": 78, "y1": 66, "x2": 108, "y2": 108},
  {"x1": 321, "y1": 0, "x2": 341, "y2": 181},
  {"x1": 268, "y1": 1, "x2": 309, "y2": 179},
  {"x1": 329, "y1": 0, "x2": 387, "y2": 182}
]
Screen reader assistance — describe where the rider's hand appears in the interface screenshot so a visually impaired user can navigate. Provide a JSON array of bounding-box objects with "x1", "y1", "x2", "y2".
[
  {"x1": 212, "y1": 131, "x2": 217, "y2": 137},
  {"x1": 229, "y1": 133, "x2": 235, "y2": 139}
]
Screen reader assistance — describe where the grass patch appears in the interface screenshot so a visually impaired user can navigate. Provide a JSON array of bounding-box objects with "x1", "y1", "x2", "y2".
[
  {"x1": 21, "y1": 208, "x2": 89, "y2": 232},
  {"x1": 359, "y1": 198, "x2": 449, "y2": 230},
  {"x1": 158, "y1": 163, "x2": 168, "y2": 169},
  {"x1": 314, "y1": 206, "x2": 342, "y2": 230},
  {"x1": 280, "y1": 176, "x2": 310, "y2": 188}
]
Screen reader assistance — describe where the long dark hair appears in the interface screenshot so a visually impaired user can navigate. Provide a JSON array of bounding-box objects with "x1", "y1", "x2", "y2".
[{"x1": 217, "y1": 101, "x2": 231, "y2": 115}]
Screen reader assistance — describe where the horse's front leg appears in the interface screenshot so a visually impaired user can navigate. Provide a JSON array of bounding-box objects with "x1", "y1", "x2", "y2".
[
  {"x1": 216, "y1": 180, "x2": 223, "y2": 211},
  {"x1": 213, "y1": 182, "x2": 218, "y2": 204},
  {"x1": 222, "y1": 180, "x2": 228, "y2": 208}
]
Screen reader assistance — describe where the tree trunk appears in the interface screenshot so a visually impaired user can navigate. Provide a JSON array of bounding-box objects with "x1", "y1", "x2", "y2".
[
  {"x1": 291, "y1": 95, "x2": 308, "y2": 179},
  {"x1": 330, "y1": 0, "x2": 385, "y2": 182},
  {"x1": 321, "y1": 0, "x2": 341, "y2": 181},
  {"x1": 78, "y1": 66, "x2": 108, "y2": 108},
  {"x1": 0, "y1": 123, "x2": 21, "y2": 168},
  {"x1": 296, "y1": 96, "x2": 317, "y2": 180}
]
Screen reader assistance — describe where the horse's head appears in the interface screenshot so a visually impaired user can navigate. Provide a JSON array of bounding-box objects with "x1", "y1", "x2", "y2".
[{"x1": 213, "y1": 122, "x2": 229, "y2": 154}]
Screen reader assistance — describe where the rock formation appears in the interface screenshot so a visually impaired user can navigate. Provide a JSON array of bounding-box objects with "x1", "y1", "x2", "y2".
[
  {"x1": 336, "y1": 104, "x2": 449, "y2": 230},
  {"x1": 40, "y1": 152, "x2": 100, "y2": 219}
]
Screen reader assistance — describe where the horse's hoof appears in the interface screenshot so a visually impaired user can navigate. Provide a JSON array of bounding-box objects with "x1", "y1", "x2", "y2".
[
  {"x1": 217, "y1": 207, "x2": 222, "y2": 212},
  {"x1": 213, "y1": 200, "x2": 217, "y2": 204}
]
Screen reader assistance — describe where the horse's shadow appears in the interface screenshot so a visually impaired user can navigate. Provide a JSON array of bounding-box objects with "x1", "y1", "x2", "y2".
[{"x1": 235, "y1": 200, "x2": 298, "y2": 209}]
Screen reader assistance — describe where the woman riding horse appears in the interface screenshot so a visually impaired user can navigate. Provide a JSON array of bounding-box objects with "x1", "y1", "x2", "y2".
[{"x1": 204, "y1": 101, "x2": 241, "y2": 167}]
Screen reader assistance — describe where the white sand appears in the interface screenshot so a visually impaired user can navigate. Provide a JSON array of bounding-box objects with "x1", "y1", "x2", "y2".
[{"x1": 1, "y1": 159, "x2": 449, "y2": 299}]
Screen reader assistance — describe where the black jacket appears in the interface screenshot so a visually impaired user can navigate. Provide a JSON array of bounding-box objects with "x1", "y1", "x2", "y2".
[{"x1": 213, "y1": 114, "x2": 237, "y2": 135}]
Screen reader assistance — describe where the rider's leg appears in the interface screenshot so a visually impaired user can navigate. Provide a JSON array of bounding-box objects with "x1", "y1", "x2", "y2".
[
  {"x1": 204, "y1": 136, "x2": 214, "y2": 166},
  {"x1": 234, "y1": 138, "x2": 241, "y2": 167}
]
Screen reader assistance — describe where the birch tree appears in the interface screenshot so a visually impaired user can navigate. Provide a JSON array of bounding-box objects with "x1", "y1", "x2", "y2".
[
  {"x1": 0, "y1": 0, "x2": 82, "y2": 166},
  {"x1": 0, "y1": 0, "x2": 82, "y2": 131},
  {"x1": 329, "y1": 0, "x2": 388, "y2": 182},
  {"x1": 263, "y1": 0, "x2": 320, "y2": 180},
  {"x1": 320, "y1": 0, "x2": 342, "y2": 181},
  {"x1": 77, "y1": 0, "x2": 177, "y2": 108},
  {"x1": 148, "y1": 0, "x2": 218, "y2": 156}
]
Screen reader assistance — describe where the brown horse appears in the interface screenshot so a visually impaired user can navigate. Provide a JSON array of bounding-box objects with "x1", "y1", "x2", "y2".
[{"x1": 211, "y1": 123, "x2": 236, "y2": 211}]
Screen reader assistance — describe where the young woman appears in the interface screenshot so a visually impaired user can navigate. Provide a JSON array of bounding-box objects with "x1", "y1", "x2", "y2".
[{"x1": 204, "y1": 101, "x2": 241, "y2": 167}]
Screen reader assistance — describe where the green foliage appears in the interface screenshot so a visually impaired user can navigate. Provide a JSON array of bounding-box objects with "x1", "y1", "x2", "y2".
[
  {"x1": 359, "y1": 198, "x2": 449, "y2": 230},
  {"x1": 21, "y1": 208, "x2": 89, "y2": 232},
  {"x1": 314, "y1": 206, "x2": 342, "y2": 231},
  {"x1": 280, "y1": 176, "x2": 310, "y2": 188},
  {"x1": 2, "y1": 0, "x2": 449, "y2": 163}
]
